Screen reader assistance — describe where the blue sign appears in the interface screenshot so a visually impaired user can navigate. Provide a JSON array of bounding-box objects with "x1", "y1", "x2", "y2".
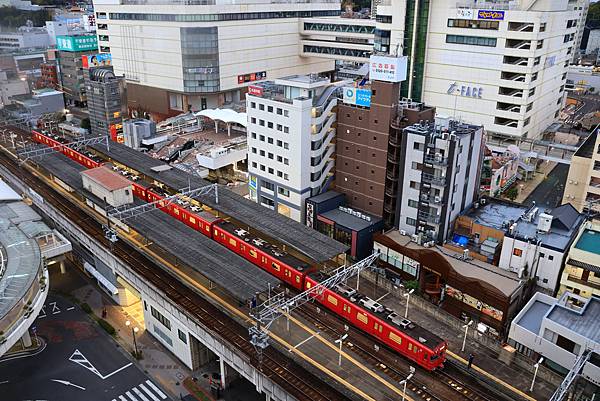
[
  {"x1": 343, "y1": 87, "x2": 372, "y2": 107},
  {"x1": 478, "y1": 10, "x2": 504, "y2": 20}
]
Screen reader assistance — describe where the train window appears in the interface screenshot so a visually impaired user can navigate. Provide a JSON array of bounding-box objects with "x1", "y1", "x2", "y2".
[
  {"x1": 327, "y1": 295, "x2": 338, "y2": 306},
  {"x1": 271, "y1": 262, "x2": 280, "y2": 271},
  {"x1": 262, "y1": 257, "x2": 267, "y2": 263},
  {"x1": 408, "y1": 343, "x2": 412, "y2": 351},
  {"x1": 413, "y1": 346, "x2": 419, "y2": 354},
  {"x1": 285, "y1": 270, "x2": 291, "y2": 277},
  {"x1": 306, "y1": 282, "x2": 312, "y2": 289},
  {"x1": 343, "y1": 304, "x2": 351, "y2": 314},
  {"x1": 357, "y1": 312, "x2": 368, "y2": 325},
  {"x1": 174, "y1": 208, "x2": 179, "y2": 215},
  {"x1": 423, "y1": 353, "x2": 428, "y2": 360},
  {"x1": 389, "y1": 332, "x2": 403, "y2": 345},
  {"x1": 295, "y1": 276, "x2": 300, "y2": 283},
  {"x1": 159, "y1": 201, "x2": 165, "y2": 207},
  {"x1": 374, "y1": 322, "x2": 378, "y2": 330},
  {"x1": 229, "y1": 238, "x2": 237, "y2": 247},
  {"x1": 249, "y1": 249, "x2": 258, "y2": 258},
  {"x1": 189, "y1": 217, "x2": 196, "y2": 224},
  {"x1": 214, "y1": 229, "x2": 218, "y2": 236}
]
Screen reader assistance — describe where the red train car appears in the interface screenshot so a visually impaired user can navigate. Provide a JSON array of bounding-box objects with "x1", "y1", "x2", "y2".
[
  {"x1": 304, "y1": 273, "x2": 447, "y2": 371},
  {"x1": 31, "y1": 130, "x2": 100, "y2": 169},
  {"x1": 212, "y1": 221, "x2": 311, "y2": 290}
]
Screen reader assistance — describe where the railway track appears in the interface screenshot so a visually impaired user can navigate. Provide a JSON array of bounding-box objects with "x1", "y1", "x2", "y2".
[
  {"x1": 0, "y1": 138, "x2": 352, "y2": 401},
  {"x1": 291, "y1": 290, "x2": 515, "y2": 401}
]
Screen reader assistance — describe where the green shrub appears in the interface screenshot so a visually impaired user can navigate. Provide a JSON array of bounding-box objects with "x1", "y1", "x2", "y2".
[
  {"x1": 81, "y1": 303, "x2": 92, "y2": 314},
  {"x1": 98, "y1": 319, "x2": 116, "y2": 335}
]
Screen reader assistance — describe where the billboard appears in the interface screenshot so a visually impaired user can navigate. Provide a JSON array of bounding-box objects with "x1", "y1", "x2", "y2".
[
  {"x1": 456, "y1": 8, "x2": 474, "y2": 19},
  {"x1": 56, "y1": 35, "x2": 98, "y2": 52},
  {"x1": 82, "y1": 53, "x2": 112, "y2": 69},
  {"x1": 238, "y1": 71, "x2": 266, "y2": 84},
  {"x1": 369, "y1": 55, "x2": 407, "y2": 83},
  {"x1": 343, "y1": 87, "x2": 372, "y2": 107},
  {"x1": 248, "y1": 85, "x2": 263, "y2": 97},
  {"x1": 477, "y1": 10, "x2": 504, "y2": 20}
]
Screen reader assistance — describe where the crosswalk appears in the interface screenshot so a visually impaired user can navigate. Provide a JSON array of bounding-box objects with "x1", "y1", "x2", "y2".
[{"x1": 111, "y1": 380, "x2": 168, "y2": 401}]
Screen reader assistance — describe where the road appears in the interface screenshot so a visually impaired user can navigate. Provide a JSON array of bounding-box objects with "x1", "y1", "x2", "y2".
[
  {"x1": 0, "y1": 294, "x2": 170, "y2": 401},
  {"x1": 523, "y1": 164, "x2": 569, "y2": 209}
]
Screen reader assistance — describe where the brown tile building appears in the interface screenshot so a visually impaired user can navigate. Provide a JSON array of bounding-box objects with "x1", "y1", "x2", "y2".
[{"x1": 335, "y1": 79, "x2": 435, "y2": 227}]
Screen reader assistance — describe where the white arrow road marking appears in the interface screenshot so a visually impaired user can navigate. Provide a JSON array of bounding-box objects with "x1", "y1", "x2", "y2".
[{"x1": 51, "y1": 379, "x2": 86, "y2": 390}]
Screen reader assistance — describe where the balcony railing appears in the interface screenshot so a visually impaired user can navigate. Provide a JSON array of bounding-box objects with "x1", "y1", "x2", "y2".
[
  {"x1": 567, "y1": 275, "x2": 600, "y2": 291},
  {"x1": 424, "y1": 154, "x2": 448, "y2": 166},
  {"x1": 421, "y1": 173, "x2": 446, "y2": 186},
  {"x1": 420, "y1": 193, "x2": 445, "y2": 205},
  {"x1": 418, "y1": 211, "x2": 441, "y2": 224}
]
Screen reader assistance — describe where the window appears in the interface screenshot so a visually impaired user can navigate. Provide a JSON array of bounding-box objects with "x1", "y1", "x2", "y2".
[
  {"x1": 284, "y1": 158, "x2": 289, "y2": 165},
  {"x1": 268, "y1": 167, "x2": 274, "y2": 174},
  {"x1": 278, "y1": 187, "x2": 290, "y2": 197},
  {"x1": 267, "y1": 106, "x2": 273, "y2": 112},
  {"x1": 259, "y1": 135, "x2": 265, "y2": 141},
  {"x1": 284, "y1": 142, "x2": 289, "y2": 150},
  {"x1": 277, "y1": 171, "x2": 283, "y2": 177},
  {"x1": 328, "y1": 295, "x2": 338, "y2": 306},
  {"x1": 413, "y1": 142, "x2": 423, "y2": 151},
  {"x1": 283, "y1": 173, "x2": 289, "y2": 180},
  {"x1": 513, "y1": 248, "x2": 523, "y2": 257},
  {"x1": 260, "y1": 164, "x2": 265, "y2": 171},
  {"x1": 259, "y1": 150, "x2": 265, "y2": 156},
  {"x1": 446, "y1": 34, "x2": 497, "y2": 47},
  {"x1": 542, "y1": 278, "x2": 548, "y2": 284},
  {"x1": 271, "y1": 262, "x2": 280, "y2": 271},
  {"x1": 259, "y1": 119, "x2": 265, "y2": 126},
  {"x1": 276, "y1": 108, "x2": 282, "y2": 115},
  {"x1": 268, "y1": 122, "x2": 273, "y2": 129},
  {"x1": 268, "y1": 152, "x2": 274, "y2": 159},
  {"x1": 284, "y1": 126, "x2": 289, "y2": 134},
  {"x1": 548, "y1": 255, "x2": 554, "y2": 261},
  {"x1": 249, "y1": 249, "x2": 257, "y2": 258},
  {"x1": 251, "y1": 132, "x2": 256, "y2": 139},
  {"x1": 251, "y1": 147, "x2": 257, "y2": 154},
  {"x1": 357, "y1": 312, "x2": 368, "y2": 324},
  {"x1": 277, "y1": 124, "x2": 282, "y2": 131},
  {"x1": 277, "y1": 155, "x2": 283, "y2": 162},
  {"x1": 252, "y1": 161, "x2": 257, "y2": 168},
  {"x1": 251, "y1": 102, "x2": 256, "y2": 109},
  {"x1": 409, "y1": 181, "x2": 420, "y2": 190},
  {"x1": 406, "y1": 217, "x2": 417, "y2": 226},
  {"x1": 539, "y1": 252, "x2": 545, "y2": 258},
  {"x1": 284, "y1": 110, "x2": 289, "y2": 117},
  {"x1": 268, "y1": 137, "x2": 274, "y2": 144},
  {"x1": 262, "y1": 181, "x2": 274, "y2": 191},
  {"x1": 251, "y1": 117, "x2": 256, "y2": 124},
  {"x1": 411, "y1": 162, "x2": 422, "y2": 171},
  {"x1": 178, "y1": 329, "x2": 187, "y2": 344},
  {"x1": 259, "y1": 104, "x2": 264, "y2": 111},
  {"x1": 389, "y1": 332, "x2": 402, "y2": 345},
  {"x1": 408, "y1": 199, "x2": 418, "y2": 208},
  {"x1": 151, "y1": 306, "x2": 171, "y2": 330}
]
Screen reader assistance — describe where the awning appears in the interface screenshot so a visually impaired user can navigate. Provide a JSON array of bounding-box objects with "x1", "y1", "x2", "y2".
[{"x1": 84, "y1": 262, "x2": 118, "y2": 295}]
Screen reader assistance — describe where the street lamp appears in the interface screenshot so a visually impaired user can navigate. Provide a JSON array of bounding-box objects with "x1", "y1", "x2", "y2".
[
  {"x1": 399, "y1": 366, "x2": 415, "y2": 401},
  {"x1": 126, "y1": 320, "x2": 140, "y2": 359},
  {"x1": 530, "y1": 357, "x2": 544, "y2": 392},
  {"x1": 461, "y1": 320, "x2": 473, "y2": 352},
  {"x1": 334, "y1": 333, "x2": 348, "y2": 366},
  {"x1": 404, "y1": 288, "x2": 414, "y2": 319}
]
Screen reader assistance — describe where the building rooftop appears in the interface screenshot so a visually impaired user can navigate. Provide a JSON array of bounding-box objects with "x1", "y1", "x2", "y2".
[
  {"x1": 90, "y1": 141, "x2": 348, "y2": 262},
  {"x1": 320, "y1": 206, "x2": 381, "y2": 232},
  {"x1": 307, "y1": 190, "x2": 344, "y2": 204},
  {"x1": 81, "y1": 166, "x2": 132, "y2": 191},
  {"x1": 574, "y1": 130, "x2": 597, "y2": 158},
  {"x1": 547, "y1": 293, "x2": 600, "y2": 344},
  {"x1": 382, "y1": 230, "x2": 523, "y2": 297},
  {"x1": 463, "y1": 198, "x2": 528, "y2": 230},
  {"x1": 509, "y1": 203, "x2": 585, "y2": 252}
]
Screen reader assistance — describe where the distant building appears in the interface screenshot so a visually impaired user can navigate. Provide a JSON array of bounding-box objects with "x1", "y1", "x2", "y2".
[
  {"x1": 585, "y1": 28, "x2": 600, "y2": 55},
  {"x1": 123, "y1": 119, "x2": 156, "y2": 150},
  {"x1": 84, "y1": 61, "x2": 126, "y2": 141},
  {"x1": 558, "y1": 220, "x2": 600, "y2": 299},
  {"x1": 480, "y1": 147, "x2": 520, "y2": 197},
  {"x1": 509, "y1": 291, "x2": 600, "y2": 381},
  {"x1": 0, "y1": 70, "x2": 29, "y2": 108},
  {"x1": 395, "y1": 118, "x2": 485, "y2": 244},
  {"x1": 246, "y1": 75, "x2": 340, "y2": 222},
  {"x1": 562, "y1": 130, "x2": 600, "y2": 213},
  {"x1": 11, "y1": 88, "x2": 65, "y2": 117},
  {"x1": 39, "y1": 62, "x2": 58, "y2": 90},
  {"x1": 56, "y1": 34, "x2": 98, "y2": 107},
  {"x1": 0, "y1": 26, "x2": 50, "y2": 51}
]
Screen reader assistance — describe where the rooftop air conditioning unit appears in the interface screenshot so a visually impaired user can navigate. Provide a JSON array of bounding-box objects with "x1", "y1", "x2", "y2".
[
  {"x1": 400, "y1": 230, "x2": 407, "y2": 235},
  {"x1": 411, "y1": 234, "x2": 419, "y2": 243},
  {"x1": 537, "y1": 213, "x2": 553, "y2": 233}
]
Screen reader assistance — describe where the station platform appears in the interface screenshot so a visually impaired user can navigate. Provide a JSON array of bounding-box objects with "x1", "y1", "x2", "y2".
[{"x1": 351, "y1": 274, "x2": 558, "y2": 401}]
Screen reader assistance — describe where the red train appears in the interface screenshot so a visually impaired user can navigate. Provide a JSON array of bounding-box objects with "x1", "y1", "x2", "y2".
[{"x1": 29, "y1": 130, "x2": 447, "y2": 371}]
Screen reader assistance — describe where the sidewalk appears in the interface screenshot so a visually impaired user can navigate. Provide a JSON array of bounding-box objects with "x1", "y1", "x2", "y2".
[
  {"x1": 353, "y1": 274, "x2": 557, "y2": 401},
  {"x1": 514, "y1": 160, "x2": 556, "y2": 203}
]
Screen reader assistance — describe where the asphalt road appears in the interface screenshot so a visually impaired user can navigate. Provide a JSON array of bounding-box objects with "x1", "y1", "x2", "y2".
[
  {"x1": 523, "y1": 164, "x2": 569, "y2": 209},
  {"x1": 0, "y1": 295, "x2": 170, "y2": 401}
]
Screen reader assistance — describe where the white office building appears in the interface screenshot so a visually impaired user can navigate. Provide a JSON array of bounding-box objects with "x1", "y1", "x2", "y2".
[
  {"x1": 0, "y1": 26, "x2": 51, "y2": 51},
  {"x1": 91, "y1": 0, "x2": 338, "y2": 120},
  {"x1": 246, "y1": 75, "x2": 341, "y2": 222},
  {"x1": 395, "y1": 117, "x2": 484, "y2": 244}
]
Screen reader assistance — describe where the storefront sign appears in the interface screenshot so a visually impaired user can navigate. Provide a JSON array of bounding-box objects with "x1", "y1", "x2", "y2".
[
  {"x1": 81, "y1": 53, "x2": 112, "y2": 69},
  {"x1": 249, "y1": 175, "x2": 257, "y2": 191},
  {"x1": 306, "y1": 202, "x2": 314, "y2": 228},
  {"x1": 238, "y1": 71, "x2": 266, "y2": 84},
  {"x1": 477, "y1": 10, "x2": 504, "y2": 20},
  {"x1": 369, "y1": 55, "x2": 407, "y2": 83},
  {"x1": 343, "y1": 87, "x2": 372, "y2": 107},
  {"x1": 456, "y1": 8, "x2": 474, "y2": 19},
  {"x1": 56, "y1": 35, "x2": 98, "y2": 52},
  {"x1": 445, "y1": 285, "x2": 503, "y2": 321},
  {"x1": 248, "y1": 85, "x2": 263, "y2": 97},
  {"x1": 447, "y1": 81, "x2": 483, "y2": 99}
]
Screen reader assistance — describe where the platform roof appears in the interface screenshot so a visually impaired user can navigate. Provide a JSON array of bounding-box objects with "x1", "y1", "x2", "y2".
[
  {"x1": 35, "y1": 152, "x2": 279, "y2": 300},
  {"x1": 89, "y1": 142, "x2": 348, "y2": 262}
]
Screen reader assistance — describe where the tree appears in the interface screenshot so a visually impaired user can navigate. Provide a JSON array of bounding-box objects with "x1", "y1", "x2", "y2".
[
  {"x1": 80, "y1": 118, "x2": 91, "y2": 131},
  {"x1": 505, "y1": 186, "x2": 519, "y2": 201}
]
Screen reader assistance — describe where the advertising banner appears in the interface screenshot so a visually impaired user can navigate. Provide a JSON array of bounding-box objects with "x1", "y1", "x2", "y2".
[
  {"x1": 369, "y1": 55, "x2": 407, "y2": 83},
  {"x1": 81, "y1": 53, "x2": 112, "y2": 69},
  {"x1": 56, "y1": 35, "x2": 98, "y2": 52},
  {"x1": 343, "y1": 87, "x2": 372, "y2": 107},
  {"x1": 477, "y1": 10, "x2": 505, "y2": 20},
  {"x1": 248, "y1": 85, "x2": 263, "y2": 96},
  {"x1": 456, "y1": 9, "x2": 474, "y2": 19},
  {"x1": 238, "y1": 71, "x2": 266, "y2": 84}
]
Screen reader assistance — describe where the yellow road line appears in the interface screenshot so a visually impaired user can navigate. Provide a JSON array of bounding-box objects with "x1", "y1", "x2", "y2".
[{"x1": 448, "y1": 350, "x2": 537, "y2": 401}]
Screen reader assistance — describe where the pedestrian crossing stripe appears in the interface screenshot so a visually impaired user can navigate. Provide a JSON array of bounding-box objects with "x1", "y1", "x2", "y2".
[{"x1": 111, "y1": 380, "x2": 167, "y2": 401}]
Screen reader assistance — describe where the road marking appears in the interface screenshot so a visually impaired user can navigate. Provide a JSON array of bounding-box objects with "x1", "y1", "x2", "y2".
[
  {"x1": 102, "y1": 363, "x2": 133, "y2": 380},
  {"x1": 139, "y1": 383, "x2": 160, "y2": 401},
  {"x1": 125, "y1": 391, "x2": 138, "y2": 401},
  {"x1": 50, "y1": 301, "x2": 60, "y2": 315},
  {"x1": 375, "y1": 292, "x2": 389, "y2": 302},
  {"x1": 145, "y1": 380, "x2": 167, "y2": 400},
  {"x1": 133, "y1": 387, "x2": 151, "y2": 401},
  {"x1": 0, "y1": 380, "x2": 8, "y2": 384},
  {"x1": 51, "y1": 379, "x2": 86, "y2": 390},
  {"x1": 38, "y1": 305, "x2": 46, "y2": 318},
  {"x1": 0, "y1": 340, "x2": 47, "y2": 363},
  {"x1": 289, "y1": 331, "x2": 320, "y2": 351},
  {"x1": 67, "y1": 306, "x2": 75, "y2": 311},
  {"x1": 118, "y1": 396, "x2": 128, "y2": 401}
]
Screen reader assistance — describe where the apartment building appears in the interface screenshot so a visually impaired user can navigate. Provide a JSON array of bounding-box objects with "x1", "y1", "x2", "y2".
[
  {"x1": 246, "y1": 75, "x2": 340, "y2": 222},
  {"x1": 92, "y1": 0, "x2": 339, "y2": 121},
  {"x1": 563, "y1": 131, "x2": 600, "y2": 213},
  {"x1": 558, "y1": 220, "x2": 600, "y2": 299},
  {"x1": 56, "y1": 34, "x2": 99, "y2": 107},
  {"x1": 0, "y1": 27, "x2": 50, "y2": 51},
  {"x1": 395, "y1": 118, "x2": 484, "y2": 244}
]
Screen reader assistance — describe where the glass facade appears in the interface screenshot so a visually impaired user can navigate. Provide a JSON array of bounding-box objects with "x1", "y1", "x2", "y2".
[
  {"x1": 181, "y1": 27, "x2": 220, "y2": 93},
  {"x1": 109, "y1": 10, "x2": 339, "y2": 22},
  {"x1": 401, "y1": 0, "x2": 429, "y2": 102}
]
